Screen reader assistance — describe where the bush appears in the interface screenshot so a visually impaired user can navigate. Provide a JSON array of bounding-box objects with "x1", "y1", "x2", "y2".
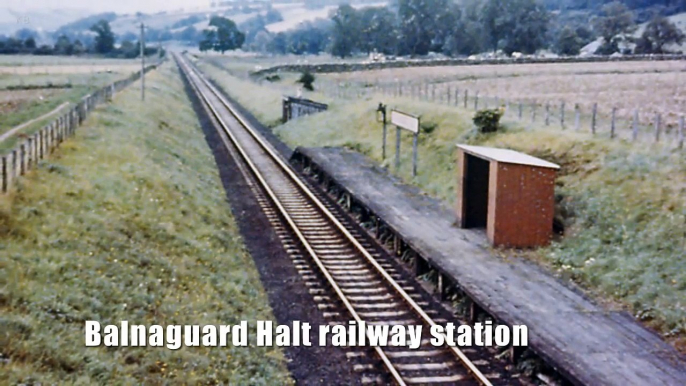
[
  {"x1": 297, "y1": 71, "x2": 315, "y2": 91},
  {"x1": 473, "y1": 108, "x2": 504, "y2": 133}
]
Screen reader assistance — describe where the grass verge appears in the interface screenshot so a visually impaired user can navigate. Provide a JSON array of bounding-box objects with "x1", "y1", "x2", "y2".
[
  {"x1": 0, "y1": 63, "x2": 292, "y2": 384},
  {"x1": 201, "y1": 60, "x2": 686, "y2": 353}
]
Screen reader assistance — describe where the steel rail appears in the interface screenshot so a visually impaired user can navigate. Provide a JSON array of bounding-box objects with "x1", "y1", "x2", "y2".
[{"x1": 177, "y1": 53, "x2": 492, "y2": 386}]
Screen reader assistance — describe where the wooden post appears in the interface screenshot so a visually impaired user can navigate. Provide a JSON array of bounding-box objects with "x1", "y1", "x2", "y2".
[
  {"x1": 424, "y1": 83, "x2": 429, "y2": 100},
  {"x1": 591, "y1": 103, "x2": 597, "y2": 134},
  {"x1": 531, "y1": 102, "x2": 536, "y2": 123},
  {"x1": 560, "y1": 102, "x2": 565, "y2": 128},
  {"x1": 654, "y1": 113, "x2": 661, "y2": 142},
  {"x1": 447, "y1": 86, "x2": 451, "y2": 105},
  {"x1": 27, "y1": 138, "x2": 33, "y2": 169},
  {"x1": 464, "y1": 90, "x2": 468, "y2": 108},
  {"x1": 1, "y1": 156, "x2": 7, "y2": 193},
  {"x1": 678, "y1": 115, "x2": 684, "y2": 149},
  {"x1": 474, "y1": 92, "x2": 479, "y2": 110},
  {"x1": 19, "y1": 144, "x2": 25, "y2": 175},
  {"x1": 632, "y1": 110, "x2": 639, "y2": 141},
  {"x1": 545, "y1": 103, "x2": 550, "y2": 125},
  {"x1": 431, "y1": 84, "x2": 436, "y2": 101},
  {"x1": 454, "y1": 88, "x2": 459, "y2": 106},
  {"x1": 518, "y1": 102, "x2": 523, "y2": 119},
  {"x1": 574, "y1": 104, "x2": 580, "y2": 131},
  {"x1": 610, "y1": 107, "x2": 617, "y2": 139}
]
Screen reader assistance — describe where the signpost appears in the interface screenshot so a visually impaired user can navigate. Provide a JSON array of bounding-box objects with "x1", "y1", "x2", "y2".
[
  {"x1": 390, "y1": 109, "x2": 420, "y2": 176},
  {"x1": 376, "y1": 103, "x2": 388, "y2": 160}
]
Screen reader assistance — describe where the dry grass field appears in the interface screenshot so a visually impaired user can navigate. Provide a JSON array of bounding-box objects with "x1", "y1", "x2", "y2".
[{"x1": 319, "y1": 60, "x2": 686, "y2": 127}]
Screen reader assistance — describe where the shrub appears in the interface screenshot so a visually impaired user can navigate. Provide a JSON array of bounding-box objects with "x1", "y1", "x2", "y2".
[
  {"x1": 473, "y1": 108, "x2": 504, "y2": 133},
  {"x1": 297, "y1": 71, "x2": 315, "y2": 91},
  {"x1": 420, "y1": 121, "x2": 438, "y2": 134}
]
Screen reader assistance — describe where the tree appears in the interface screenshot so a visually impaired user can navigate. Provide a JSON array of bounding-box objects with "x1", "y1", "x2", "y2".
[
  {"x1": 54, "y1": 35, "x2": 74, "y2": 55},
  {"x1": 480, "y1": 0, "x2": 550, "y2": 55},
  {"x1": 443, "y1": 0, "x2": 486, "y2": 56},
  {"x1": 556, "y1": 25, "x2": 584, "y2": 55},
  {"x1": 592, "y1": 1, "x2": 636, "y2": 54},
  {"x1": 635, "y1": 16, "x2": 685, "y2": 54},
  {"x1": 200, "y1": 16, "x2": 244, "y2": 53},
  {"x1": 90, "y1": 20, "x2": 115, "y2": 54},
  {"x1": 396, "y1": 0, "x2": 450, "y2": 56},
  {"x1": 330, "y1": 4, "x2": 359, "y2": 58},
  {"x1": 24, "y1": 37, "x2": 36, "y2": 50},
  {"x1": 357, "y1": 7, "x2": 398, "y2": 55}
]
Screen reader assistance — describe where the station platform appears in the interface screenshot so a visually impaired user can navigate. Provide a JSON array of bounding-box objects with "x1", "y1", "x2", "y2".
[{"x1": 291, "y1": 146, "x2": 686, "y2": 386}]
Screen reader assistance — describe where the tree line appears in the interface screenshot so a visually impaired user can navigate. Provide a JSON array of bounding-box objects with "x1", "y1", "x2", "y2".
[
  {"x1": 234, "y1": 0, "x2": 685, "y2": 58},
  {"x1": 0, "y1": 20, "x2": 164, "y2": 58}
]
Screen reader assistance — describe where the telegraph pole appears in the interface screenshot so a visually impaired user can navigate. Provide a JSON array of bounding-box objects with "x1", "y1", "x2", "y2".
[{"x1": 140, "y1": 22, "x2": 145, "y2": 101}]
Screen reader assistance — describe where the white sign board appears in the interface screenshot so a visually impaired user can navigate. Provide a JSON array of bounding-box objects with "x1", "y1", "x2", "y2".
[{"x1": 391, "y1": 110, "x2": 419, "y2": 134}]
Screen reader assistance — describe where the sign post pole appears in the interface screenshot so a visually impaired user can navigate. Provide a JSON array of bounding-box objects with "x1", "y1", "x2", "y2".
[
  {"x1": 412, "y1": 132, "x2": 418, "y2": 177},
  {"x1": 390, "y1": 109, "x2": 420, "y2": 176},
  {"x1": 395, "y1": 127, "x2": 401, "y2": 171}
]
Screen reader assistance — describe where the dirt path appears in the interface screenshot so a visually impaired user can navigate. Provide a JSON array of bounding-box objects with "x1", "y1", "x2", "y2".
[{"x1": 0, "y1": 102, "x2": 69, "y2": 143}]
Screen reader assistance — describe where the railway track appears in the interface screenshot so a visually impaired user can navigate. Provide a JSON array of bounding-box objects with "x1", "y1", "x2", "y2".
[{"x1": 176, "y1": 53, "x2": 519, "y2": 386}]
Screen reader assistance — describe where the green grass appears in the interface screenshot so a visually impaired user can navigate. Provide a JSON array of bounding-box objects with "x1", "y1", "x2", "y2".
[
  {"x1": 0, "y1": 63, "x2": 292, "y2": 384},
  {"x1": 201, "y1": 59, "x2": 686, "y2": 352},
  {"x1": 0, "y1": 73, "x2": 135, "y2": 152}
]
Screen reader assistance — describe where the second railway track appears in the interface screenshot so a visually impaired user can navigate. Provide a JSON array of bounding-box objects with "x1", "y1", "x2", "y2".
[{"x1": 176, "y1": 53, "x2": 522, "y2": 386}]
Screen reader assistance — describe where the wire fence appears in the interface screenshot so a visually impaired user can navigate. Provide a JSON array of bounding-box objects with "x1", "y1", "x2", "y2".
[
  {"x1": 1, "y1": 61, "x2": 162, "y2": 194},
  {"x1": 317, "y1": 80, "x2": 685, "y2": 150}
]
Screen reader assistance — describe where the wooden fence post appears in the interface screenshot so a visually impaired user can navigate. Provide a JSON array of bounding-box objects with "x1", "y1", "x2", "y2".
[
  {"x1": 679, "y1": 115, "x2": 684, "y2": 149},
  {"x1": 611, "y1": 107, "x2": 616, "y2": 139},
  {"x1": 454, "y1": 88, "x2": 459, "y2": 106},
  {"x1": 1, "y1": 155, "x2": 7, "y2": 193},
  {"x1": 474, "y1": 92, "x2": 479, "y2": 110},
  {"x1": 545, "y1": 103, "x2": 550, "y2": 125},
  {"x1": 464, "y1": 90, "x2": 468, "y2": 108},
  {"x1": 531, "y1": 102, "x2": 536, "y2": 123},
  {"x1": 654, "y1": 113, "x2": 661, "y2": 142},
  {"x1": 591, "y1": 103, "x2": 597, "y2": 134},
  {"x1": 518, "y1": 102, "x2": 523, "y2": 119},
  {"x1": 447, "y1": 86, "x2": 451, "y2": 105},
  {"x1": 632, "y1": 110, "x2": 639, "y2": 141},
  {"x1": 19, "y1": 143, "x2": 26, "y2": 175},
  {"x1": 560, "y1": 102, "x2": 565, "y2": 128}
]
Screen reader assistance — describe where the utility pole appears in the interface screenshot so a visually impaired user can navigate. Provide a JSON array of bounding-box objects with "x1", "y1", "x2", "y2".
[{"x1": 140, "y1": 22, "x2": 145, "y2": 101}]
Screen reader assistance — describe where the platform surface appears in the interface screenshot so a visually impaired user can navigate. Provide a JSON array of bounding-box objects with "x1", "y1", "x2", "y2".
[{"x1": 293, "y1": 146, "x2": 686, "y2": 386}]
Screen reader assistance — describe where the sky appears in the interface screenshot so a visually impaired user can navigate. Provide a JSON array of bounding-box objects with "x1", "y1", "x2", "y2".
[{"x1": 3, "y1": 0, "x2": 212, "y2": 14}]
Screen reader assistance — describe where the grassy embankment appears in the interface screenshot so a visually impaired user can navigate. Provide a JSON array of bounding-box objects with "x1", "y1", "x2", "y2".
[
  {"x1": 0, "y1": 72, "x2": 127, "y2": 152},
  {"x1": 200, "y1": 58, "x2": 686, "y2": 352},
  {"x1": 0, "y1": 63, "x2": 292, "y2": 384}
]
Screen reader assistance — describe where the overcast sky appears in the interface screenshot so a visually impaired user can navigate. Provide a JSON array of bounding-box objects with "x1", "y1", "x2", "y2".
[{"x1": 4, "y1": 0, "x2": 212, "y2": 14}]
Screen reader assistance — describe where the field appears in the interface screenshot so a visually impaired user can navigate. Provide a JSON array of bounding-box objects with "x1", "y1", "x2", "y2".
[
  {"x1": 198, "y1": 55, "x2": 686, "y2": 353},
  {"x1": 0, "y1": 63, "x2": 291, "y2": 384},
  {"x1": 0, "y1": 55, "x2": 148, "y2": 151},
  {"x1": 317, "y1": 60, "x2": 686, "y2": 129}
]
